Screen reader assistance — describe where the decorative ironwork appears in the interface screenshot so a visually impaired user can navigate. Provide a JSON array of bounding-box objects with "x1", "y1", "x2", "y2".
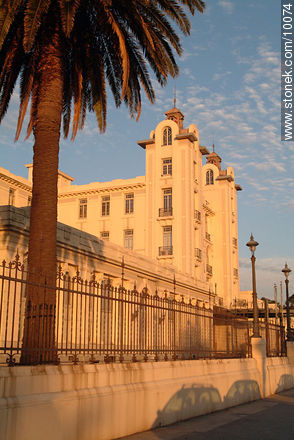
[
  {"x1": 195, "y1": 248, "x2": 202, "y2": 261},
  {"x1": 0, "y1": 255, "x2": 286, "y2": 366},
  {"x1": 159, "y1": 246, "x2": 173, "y2": 256},
  {"x1": 206, "y1": 264, "x2": 213, "y2": 276},
  {"x1": 194, "y1": 210, "x2": 201, "y2": 222},
  {"x1": 158, "y1": 208, "x2": 173, "y2": 217}
]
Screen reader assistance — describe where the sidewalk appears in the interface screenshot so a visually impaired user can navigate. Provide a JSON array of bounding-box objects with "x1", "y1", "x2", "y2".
[{"x1": 120, "y1": 389, "x2": 294, "y2": 440}]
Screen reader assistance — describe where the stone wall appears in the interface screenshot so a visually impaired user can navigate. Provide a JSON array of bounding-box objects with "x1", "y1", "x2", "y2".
[{"x1": 1, "y1": 353, "x2": 294, "y2": 440}]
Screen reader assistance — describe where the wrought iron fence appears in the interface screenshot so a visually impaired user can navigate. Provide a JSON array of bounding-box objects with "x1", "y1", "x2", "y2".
[
  {"x1": 0, "y1": 255, "x2": 282, "y2": 366},
  {"x1": 259, "y1": 322, "x2": 286, "y2": 357}
]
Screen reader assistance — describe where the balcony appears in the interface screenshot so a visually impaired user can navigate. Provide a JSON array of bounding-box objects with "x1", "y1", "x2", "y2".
[
  {"x1": 206, "y1": 264, "x2": 212, "y2": 276},
  {"x1": 195, "y1": 248, "x2": 202, "y2": 261},
  {"x1": 159, "y1": 246, "x2": 173, "y2": 256},
  {"x1": 205, "y1": 232, "x2": 211, "y2": 241},
  {"x1": 158, "y1": 208, "x2": 173, "y2": 217},
  {"x1": 194, "y1": 210, "x2": 201, "y2": 222}
]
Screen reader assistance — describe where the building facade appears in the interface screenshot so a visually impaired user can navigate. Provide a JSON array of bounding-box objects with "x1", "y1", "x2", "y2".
[{"x1": 0, "y1": 107, "x2": 242, "y2": 307}]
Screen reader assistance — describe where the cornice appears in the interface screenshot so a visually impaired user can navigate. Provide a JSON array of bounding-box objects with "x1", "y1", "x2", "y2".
[
  {"x1": 58, "y1": 182, "x2": 146, "y2": 199},
  {"x1": 0, "y1": 173, "x2": 31, "y2": 192}
]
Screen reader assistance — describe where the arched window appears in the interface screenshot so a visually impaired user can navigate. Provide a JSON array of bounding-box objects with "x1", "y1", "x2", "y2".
[
  {"x1": 163, "y1": 127, "x2": 172, "y2": 146},
  {"x1": 206, "y1": 169, "x2": 214, "y2": 185}
]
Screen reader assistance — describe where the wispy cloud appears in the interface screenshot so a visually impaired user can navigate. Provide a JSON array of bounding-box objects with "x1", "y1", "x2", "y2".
[
  {"x1": 239, "y1": 257, "x2": 294, "y2": 299},
  {"x1": 218, "y1": 0, "x2": 235, "y2": 14}
]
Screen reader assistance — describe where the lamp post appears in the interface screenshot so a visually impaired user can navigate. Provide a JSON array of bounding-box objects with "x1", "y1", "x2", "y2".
[
  {"x1": 246, "y1": 234, "x2": 260, "y2": 337},
  {"x1": 282, "y1": 263, "x2": 294, "y2": 341}
]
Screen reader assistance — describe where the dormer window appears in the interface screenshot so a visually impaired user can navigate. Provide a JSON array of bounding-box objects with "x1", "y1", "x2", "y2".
[
  {"x1": 206, "y1": 170, "x2": 214, "y2": 185},
  {"x1": 163, "y1": 127, "x2": 172, "y2": 146}
]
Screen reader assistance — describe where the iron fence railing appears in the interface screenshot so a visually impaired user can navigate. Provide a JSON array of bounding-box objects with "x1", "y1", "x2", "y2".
[
  {"x1": 213, "y1": 307, "x2": 250, "y2": 358},
  {"x1": 0, "y1": 256, "x2": 285, "y2": 366},
  {"x1": 255, "y1": 322, "x2": 286, "y2": 357}
]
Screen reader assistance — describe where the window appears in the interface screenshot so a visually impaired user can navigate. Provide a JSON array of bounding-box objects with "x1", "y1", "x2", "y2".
[
  {"x1": 159, "y1": 226, "x2": 173, "y2": 255},
  {"x1": 100, "y1": 231, "x2": 109, "y2": 241},
  {"x1": 102, "y1": 195, "x2": 110, "y2": 216},
  {"x1": 163, "y1": 188, "x2": 172, "y2": 210},
  {"x1": 79, "y1": 199, "x2": 87, "y2": 218},
  {"x1": 125, "y1": 193, "x2": 134, "y2": 214},
  {"x1": 206, "y1": 169, "x2": 214, "y2": 185},
  {"x1": 124, "y1": 229, "x2": 133, "y2": 250},
  {"x1": 162, "y1": 158, "x2": 172, "y2": 176},
  {"x1": 162, "y1": 127, "x2": 172, "y2": 146},
  {"x1": 8, "y1": 188, "x2": 15, "y2": 206},
  {"x1": 27, "y1": 196, "x2": 32, "y2": 206},
  {"x1": 163, "y1": 226, "x2": 172, "y2": 248}
]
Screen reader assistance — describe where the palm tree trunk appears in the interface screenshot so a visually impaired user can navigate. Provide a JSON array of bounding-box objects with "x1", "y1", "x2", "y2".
[{"x1": 21, "y1": 18, "x2": 63, "y2": 365}]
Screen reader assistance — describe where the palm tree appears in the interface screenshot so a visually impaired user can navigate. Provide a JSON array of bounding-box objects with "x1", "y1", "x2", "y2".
[{"x1": 0, "y1": 0, "x2": 205, "y2": 364}]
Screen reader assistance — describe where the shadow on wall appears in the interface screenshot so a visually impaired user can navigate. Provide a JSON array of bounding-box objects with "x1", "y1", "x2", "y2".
[
  {"x1": 275, "y1": 374, "x2": 294, "y2": 393},
  {"x1": 152, "y1": 380, "x2": 261, "y2": 430}
]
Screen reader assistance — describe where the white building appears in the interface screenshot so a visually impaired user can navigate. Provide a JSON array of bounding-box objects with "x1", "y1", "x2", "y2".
[{"x1": 0, "y1": 106, "x2": 242, "y2": 307}]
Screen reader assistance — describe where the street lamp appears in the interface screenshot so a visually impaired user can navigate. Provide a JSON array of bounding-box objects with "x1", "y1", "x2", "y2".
[
  {"x1": 246, "y1": 234, "x2": 260, "y2": 337},
  {"x1": 282, "y1": 263, "x2": 293, "y2": 341}
]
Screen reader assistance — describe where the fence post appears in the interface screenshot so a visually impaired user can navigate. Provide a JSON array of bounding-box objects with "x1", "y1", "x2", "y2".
[
  {"x1": 264, "y1": 298, "x2": 269, "y2": 356},
  {"x1": 251, "y1": 337, "x2": 267, "y2": 397},
  {"x1": 287, "y1": 340, "x2": 294, "y2": 364}
]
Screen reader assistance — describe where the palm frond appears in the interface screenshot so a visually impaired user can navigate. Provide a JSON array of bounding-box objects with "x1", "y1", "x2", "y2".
[
  {"x1": 62, "y1": 53, "x2": 72, "y2": 138},
  {"x1": 71, "y1": 65, "x2": 82, "y2": 140},
  {"x1": 178, "y1": 0, "x2": 205, "y2": 14},
  {"x1": 0, "y1": 0, "x2": 206, "y2": 141},
  {"x1": 23, "y1": 0, "x2": 51, "y2": 52},
  {"x1": 0, "y1": 47, "x2": 23, "y2": 122},
  {"x1": 25, "y1": 79, "x2": 39, "y2": 139},
  {"x1": 58, "y1": 0, "x2": 81, "y2": 37},
  {"x1": 0, "y1": 0, "x2": 23, "y2": 50},
  {"x1": 101, "y1": 1, "x2": 130, "y2": 100},
  {"x1": 15, "y1": 53, "x2": 36, "y2": 140}
]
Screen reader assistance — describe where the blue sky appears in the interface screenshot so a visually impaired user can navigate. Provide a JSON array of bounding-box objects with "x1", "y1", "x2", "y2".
[{"x1": 1, "y1": 0, "x2": 293, "y2": 300}]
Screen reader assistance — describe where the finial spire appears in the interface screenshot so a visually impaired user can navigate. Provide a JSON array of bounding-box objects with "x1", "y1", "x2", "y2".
[
  {"x1": 212, "y1": 135, "x2": 215, "y2": 153},
  {"x1": 173, "y1": 85, "x2": 176, "y2": 107}
]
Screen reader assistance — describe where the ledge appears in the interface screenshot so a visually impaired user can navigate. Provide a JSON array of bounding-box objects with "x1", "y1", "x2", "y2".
[
  {"x1": 174, "y1": 133, "x2": 198, "y2": 142},
  {"x1": 199, "y1": 145, "x2": 210, "y2": 155},
  {"x1": 215, "y1": 175, "x2": 234, "y2": 183},
  {"x1": 137, "y1": 138, "x2": 155, "y2": 149}
]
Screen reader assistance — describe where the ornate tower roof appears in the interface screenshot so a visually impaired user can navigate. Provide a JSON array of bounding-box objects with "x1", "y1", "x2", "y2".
[
  {"x1": 164, "y1": 107, "x2": 184, "y2": 129},
  {"x1": 206, "y1": 145, "x2": 222, "y2": 170}
]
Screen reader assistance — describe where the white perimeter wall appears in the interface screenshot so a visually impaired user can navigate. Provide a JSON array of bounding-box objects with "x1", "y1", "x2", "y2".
[{"x1": 1, "y1": 355, "x2": 294, "y2": 440}]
